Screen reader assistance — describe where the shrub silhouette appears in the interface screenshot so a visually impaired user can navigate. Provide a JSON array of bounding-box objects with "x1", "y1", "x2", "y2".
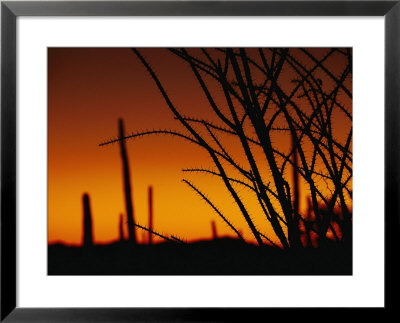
[{"x1": 100, "y1": 48, "x2": 352, "y2": 250}]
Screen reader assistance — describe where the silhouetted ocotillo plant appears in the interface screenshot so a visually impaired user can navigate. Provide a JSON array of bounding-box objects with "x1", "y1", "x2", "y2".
[
  {"x1": 132, "y1": 222, "x2": 186, "y2": 244},
  {"x1": 148, "y1": 186, "x2": 153, "y2": 245},
  {"x1": 82, "y1": 193, "x2": 93, "y2": 247},
  {"x1": 119, "y1": 118, "x2": 137, "y2": 244},
  {"x1": 101, "y1": 48, "x2": 352, "y2": 249}
]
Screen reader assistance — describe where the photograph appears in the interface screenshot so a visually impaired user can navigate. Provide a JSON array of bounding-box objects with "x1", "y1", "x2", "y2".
[{"x1": 47, "y1": 47, "x2": 353, "y2": 275}]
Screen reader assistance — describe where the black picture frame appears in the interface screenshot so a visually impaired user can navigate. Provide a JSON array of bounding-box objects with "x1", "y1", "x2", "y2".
[{"x1": 1, "y1": 0, "x2": 398, "y2": 321}]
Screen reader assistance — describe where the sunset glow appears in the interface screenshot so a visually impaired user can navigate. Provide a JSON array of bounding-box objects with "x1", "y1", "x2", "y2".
[{"x1": 48, "y1": 48, "x2": 352, "y2": 247}]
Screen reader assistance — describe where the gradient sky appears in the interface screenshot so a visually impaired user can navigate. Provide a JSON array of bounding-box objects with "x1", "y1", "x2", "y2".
[{"x1": 48, "y1": 48, "x2": 352, "y2": 246}]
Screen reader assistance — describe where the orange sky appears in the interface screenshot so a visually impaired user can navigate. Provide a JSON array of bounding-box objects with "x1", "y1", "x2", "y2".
[{"x1": 48, "y1": 48, "x2": 352, "y2": 246}]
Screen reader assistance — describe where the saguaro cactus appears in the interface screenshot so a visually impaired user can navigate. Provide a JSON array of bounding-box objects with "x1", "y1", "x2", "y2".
[
  {"x1": 211, "y1": 221, "x2": 217, "y2": 240},
  {"x1": 119, "y1": 118, "x2": 137, "y2": 244},
  {"x1": 148, "y1": 186, "x2": 153, "y2": 245},
  {"x1": 82, "y1": 193, "x2": 93, "y2": 247},
  {"x1": 305, "y1": 196, "x2": 313, "y2": 247},
  {"x1": 292, "y1": 134, "x2": 300, "y2": 218},
  {"x1": 119, "y1": 213, "x2": 125, "y2": 242},
  {"x1": 291, "y1": 132, "x2": 301, "y2": 248}
]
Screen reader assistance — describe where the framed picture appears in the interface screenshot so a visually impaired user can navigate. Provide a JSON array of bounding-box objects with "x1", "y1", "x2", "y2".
[{"x1": 1, "y1": 0, "x2": 398, "y2": 321}]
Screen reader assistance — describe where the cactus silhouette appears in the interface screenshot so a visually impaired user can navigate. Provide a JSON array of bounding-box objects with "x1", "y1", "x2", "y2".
[
  {"x1": 148, "y1": 186, "x2": 153, "y2": 245},
  {"x1": 305, "y1": 197, "x2": 313, "y2": 248},
  {"x1": 119, "y1": 213, "x2": 125, "y2": 242},
  {"x1": 82, "y1": 193, "x2": 93, "y2": 247},
  {"x1": 292, "y1": 133, "x2": 299, "y2": 218},
  {"x1": 211, "y1": 221, "x2": 217, "y2": 240},
  {"x1": 119, "y1": 118, "x2": 137, "y2": 244},
  {"x1": 290, "y1": 131, "x2": 302, "y2": 248}
]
